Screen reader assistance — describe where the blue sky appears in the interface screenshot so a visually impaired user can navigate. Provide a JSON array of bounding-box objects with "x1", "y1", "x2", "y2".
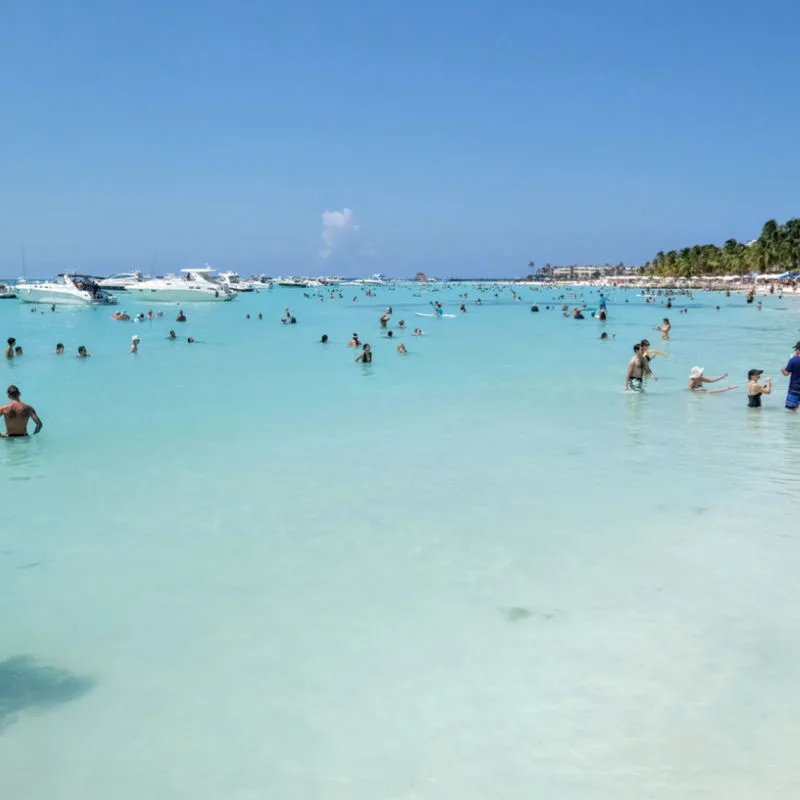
[{"x1": 2, "y1": 0, "x2": 799, "y2": 277}]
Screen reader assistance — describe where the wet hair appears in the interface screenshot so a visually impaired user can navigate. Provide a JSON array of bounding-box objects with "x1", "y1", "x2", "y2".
[
  {"x1": 387, "y1": 330, "x2": 393, "y2": 338},
  {"x1": 78, "y1": 345, "x2": 86, "y2": 353},
  {"x1": 56, "y1": 342, "x2": 64, "y2": 349},
  {"x1": 633, "y1": 344, "x2": 641, "y2": 353},
  {"x1": 321, "y1": 334, "x2": 328, "y2": 343},
  {"x1": 7, "y1": 385, "x2": 20, "y2": 399},
  {"x1": 14, "y1": 347, "x2": 22, "y2": 354},
  {"x1": 7, "y1": 337, "x2": 15, "y2": 346}
]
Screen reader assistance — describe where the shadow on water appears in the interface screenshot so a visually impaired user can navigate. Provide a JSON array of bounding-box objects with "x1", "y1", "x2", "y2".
[{"x1": 0, "y1": 656, "x2": 96, "y2": 732}]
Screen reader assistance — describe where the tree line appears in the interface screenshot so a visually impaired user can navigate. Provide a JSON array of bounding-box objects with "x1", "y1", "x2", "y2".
[{"x1": 647, "y1": 219, "x2": 800, "y2": 277}]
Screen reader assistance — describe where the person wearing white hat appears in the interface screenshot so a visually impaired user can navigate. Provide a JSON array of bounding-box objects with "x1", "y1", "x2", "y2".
[
  {"x1": 688, "y1": 366, "x2": 730, "y2": 392},
  {"x1": 130, "y1": 334, "x2": 140, "y2": 354}
]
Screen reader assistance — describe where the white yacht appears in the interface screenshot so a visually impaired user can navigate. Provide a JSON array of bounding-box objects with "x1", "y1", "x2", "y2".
[
  {"x1": 126, "y1": 268, "x2": 236, "y2": 302},
  {"x1": 219, "y1": 272, "x2": 255, "y2": 292},
  {"x1": 353, "y1": 273, "x2": 390, "y2": 286},
  {"x1": 0, "y1": 282, "x2": 16, "y2": 299},
  {"x1": 17, "y1": 274, "x2": 118, "y2": 306},
  {"x1": 96, "y1": 271, "x2": 147, "y2": 291}
]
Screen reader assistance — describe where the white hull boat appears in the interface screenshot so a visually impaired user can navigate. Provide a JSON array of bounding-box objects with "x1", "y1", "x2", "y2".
[
  {"x1": 126, "y1": 268, "x2": 236, "y2": 302},
  {"x1": 18, "y1": 274, "x2": 118, "y2": 305}
]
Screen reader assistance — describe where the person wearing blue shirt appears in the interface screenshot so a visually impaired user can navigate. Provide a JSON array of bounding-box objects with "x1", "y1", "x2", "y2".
[
  {"x1": 781, "y1": 341, "x2": 800, "y2": 410},
  {"x1": 599, "y1": 294, "x2": 607, "y2": 310}
]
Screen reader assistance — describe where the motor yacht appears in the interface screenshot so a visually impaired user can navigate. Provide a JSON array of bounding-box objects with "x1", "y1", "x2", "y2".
[
  {"x1": 218, "y1": 272, "x2": 255, "y2": 292},
  {"x1": 96, "y1": 271, "x2": 147, "y2": 291},
  {"x1": 0, "y1": 282, "x2": 16, "y2": 299},
  {"x1": 17, "y1": 274, "x2": 118, "y2": 305},
  {"x1": 126, "y1": 268, "x2": 236, "y2": 302}
]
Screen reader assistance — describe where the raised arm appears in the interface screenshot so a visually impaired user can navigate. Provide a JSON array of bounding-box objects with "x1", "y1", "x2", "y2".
[{"x1": 703, "y1": 373, "x2": 728, "y2": 384}]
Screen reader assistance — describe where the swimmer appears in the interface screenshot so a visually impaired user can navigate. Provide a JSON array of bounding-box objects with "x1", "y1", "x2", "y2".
[
  {"x1": 781, "y1": 341, "x2": 800, "y2": 410},
  {"x1": 398, "y1": 320, "x2": 406, "y2": 329},
  {"x1": 168, "y1": 330, "x2": 176, "y2": 340},
  {"x1": 14, "y1": 346, "x2": 23, "y2": 357},
  {"x1": 321, "y1": 334, "x2": 329, "y2": 343},
  {"x1": 597, "y1": 309, "x2": 607, "y2": 320},
  {"x1": 290, "y1": 316, "x2": 297, "y2": 324},
  {"x1": 258, "y1": 313, "x2": 263, "y2": 320},
  {"x1": 130, "y1": 335, "x2": 139, "y2": 353},
  {"x1": 397, "y1": 344, "x2": 407, "y2": 354},
  {"x1": 349, "y1": 333, "x2": 360, "y2": 347},
  {"x1": 688, "y1": 366, "x2": 729, "y2": 391},
  {"x1": 55, "y1": 343, "x2": 64, "y2": 355},
  {"x1": 387, "y1": 331, "x2": 394, "y2": 339},
  {"x1": 176, "y1": 310, "x2": 187, "y2": 322},
  {"x1": 355, "y1": 343, "x2": 372, "y2": 363},
  {"x1": 0, "y1": 385, "x2": 43, "y2": 437},
  {"x1": 460, "y1": 304, "x2": 466, "y2": 313},
  {"x1": 624, "y1": 344, "x2": 654, "y2": 392},
  {"x1": 187, "y1": 337, "x2": 195, "y2": 343},
  {"x1": 655, "y1": 317, "x2": 671, "y2": 340},
  {"x1": 5, "y1": 338, "x2": 16, "y2": 359},
  {"x1": 76, "y1": 345, "x2": 90, "y2": 358},
  {"x1": 379, "y1": 314, "x2": 390, "y2": 329},
  {"x1": 747, "y1": 369, "x2": 771, "y2": 408},
  {"x1": 413, "y1": 328, "x2": 423, "y2": 336},
  {"x1": 246, "y1": 314, "x2": 250, "y2": 319},
  {"x1": 531, "y1": 304, "x2": 539, "y2": 312},
  {"x1": 148, "y1": 310, "x2": 154, "y2": 319},
  {"x1": 600, "y1": 332, "x2": 608, "y2": 340}
]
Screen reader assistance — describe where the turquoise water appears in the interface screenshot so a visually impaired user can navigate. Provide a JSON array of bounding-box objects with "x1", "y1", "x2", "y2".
[{"x1": 2, "y1": 284, "x2": 800, "y2": 799}]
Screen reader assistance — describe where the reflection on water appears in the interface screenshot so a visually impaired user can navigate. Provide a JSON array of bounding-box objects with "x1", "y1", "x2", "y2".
[
  {"x1": 0, "y1": 437, "x2": 42, "y2": 478},
  {"x1": 0, "y1": 656, "x2": 95, "y2": 732}
]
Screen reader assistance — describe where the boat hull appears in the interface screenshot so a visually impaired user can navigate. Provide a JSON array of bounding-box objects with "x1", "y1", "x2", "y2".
[
  {"x1": 18, "y1": 287, "x2": 105, "y2": 305},
  {"x1": 126, "y1": 287, "x2": 234, "y2": 302}
]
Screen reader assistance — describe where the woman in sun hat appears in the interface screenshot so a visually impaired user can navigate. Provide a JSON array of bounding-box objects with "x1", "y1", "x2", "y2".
[
  {"x1": 130, "y1": 334, "x2": 140, "y2": 354},
  {"x1": 688, "y1": 366, "x2": 734, "y2": 393}
]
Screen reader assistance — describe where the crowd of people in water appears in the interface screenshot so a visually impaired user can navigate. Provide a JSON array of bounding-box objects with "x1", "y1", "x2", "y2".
[{"x1": 4, "y1": 283, "x2": 800, "y2": 436}]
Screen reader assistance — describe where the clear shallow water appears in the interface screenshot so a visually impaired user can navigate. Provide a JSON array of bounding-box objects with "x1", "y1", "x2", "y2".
[{"x1": 2, "y1": 284, "x2": 800, "y2": 799}]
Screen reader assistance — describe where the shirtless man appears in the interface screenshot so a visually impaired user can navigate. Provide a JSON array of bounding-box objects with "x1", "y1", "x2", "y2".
[
  {"x1": 0, "y1": 385, "x2": 43, "y2": 437},
  {"x1": 5, "y1": 337, "x2": 16, "y2": 359},
  {"x1": 624, "y1": 344, "x2": 655, "y2": 392}
]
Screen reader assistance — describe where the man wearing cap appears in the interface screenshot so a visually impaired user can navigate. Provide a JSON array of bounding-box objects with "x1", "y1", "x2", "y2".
[
  {"x1": 781, "y1": 342, "x2": 800, "y2": 410},
  {"x1": 0, "y1": 385, "x2": 43, "y2": 437}
]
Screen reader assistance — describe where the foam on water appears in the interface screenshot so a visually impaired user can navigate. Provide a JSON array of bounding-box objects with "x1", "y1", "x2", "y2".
[{"x1": 2, "y1": 284, "x2": 800, "y2": 798}]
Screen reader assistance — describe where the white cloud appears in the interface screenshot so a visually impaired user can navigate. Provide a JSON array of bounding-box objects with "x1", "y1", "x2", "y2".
[{"x1": 320, "y1": 208, "x2": 360, "y2": 260}]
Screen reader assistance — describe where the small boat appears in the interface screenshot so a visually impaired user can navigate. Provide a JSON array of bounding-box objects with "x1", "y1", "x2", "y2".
[
  {"x1": 0, "y1": 282, "x2": 17, "y2": 299},
  {"x1": 17, "y1": 274, "x2": 118, "y2": 305}
]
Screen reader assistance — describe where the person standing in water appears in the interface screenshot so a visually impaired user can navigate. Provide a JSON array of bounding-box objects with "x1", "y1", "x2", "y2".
[
  {"x1": 746, "y1": 369, "x2": 771, "y2": 408},
  {"x1": 655, "y1": 318, "x2": 671, "y2": 340},
  {"x1": 0, "y1": 385, "x2": 43, "y2": 436},
  {"x1": 355, "y1": 343, "x2": 372, "y2": 363},
  {"x1": 781, "y1": 342, "x2": 800, "y2": 410},
  {"x1": 5, "y1": 338, "x2": 16, "y2": 359},
  {"x1": 624, "y1": 344, "x2": 653, "y2": 391}
]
